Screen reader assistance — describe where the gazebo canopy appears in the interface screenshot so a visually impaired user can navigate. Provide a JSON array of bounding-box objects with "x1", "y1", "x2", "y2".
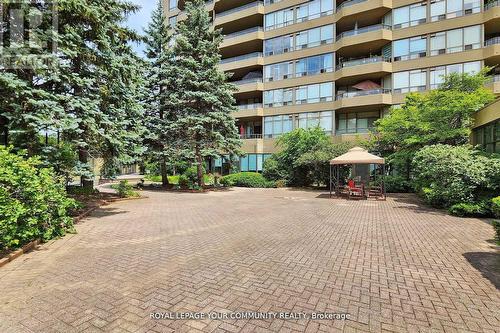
[{"x1": 330, "y1": 147, "x2": 385, "y2": 165}]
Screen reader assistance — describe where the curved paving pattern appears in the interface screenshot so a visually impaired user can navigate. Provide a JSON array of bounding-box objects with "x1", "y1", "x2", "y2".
[{"x1": 0, "y1": 188, "x2": 499, "y2": 332}]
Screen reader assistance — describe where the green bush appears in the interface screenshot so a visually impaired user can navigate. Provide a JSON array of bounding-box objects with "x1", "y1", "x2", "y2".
[
  {"x1": 66, "y1": 185, "x2": 99, "y2": 196},
  {"x1": 383, "y1": 175, "x2": 413, "y2": 193},
  {"x1": 492, "y1": 196, "x2": 500, "y2": 219},
  {"x1": 0, "y1": 147, "x2": 76, "y2": 251},
  {"x1": 448, "y1": 202, "x2": 489, "y2": 217},
  {"x1": 112, "y1": 180, "x2": 139, "y2": 198},
  {"x1": 183, "y1": 165, "x2": 206, "y2": 185},
  {"x1": 492, "y1": 220, "x2": 500, "y2": 245},
  {"x1": 221, "y1": 172, "x2": 275, "y2": 188},
  {"x1": 262, "y1": 157, "x2": 287, "y2": 181},
  {"x1": 413, "y1": 145, "x2": 500, "y2": 209},
  {"x1": 178, "y1": 175, "x2": 190, "y2": 188}
]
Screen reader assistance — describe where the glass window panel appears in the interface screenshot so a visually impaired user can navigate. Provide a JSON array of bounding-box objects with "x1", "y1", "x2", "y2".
[
  {"x1": 296, "y1": 59, "x2": 306, "y2": 76},
  {"x1": 321, "y1": 0, "x2": 334, "y2": 13},
  {"x1": 169, "y1": 0, "x2": 178, "y2": 9},
  {"x1": 273, "y1": 115, "x2": 282, "y2": 135},
  {"x1": 430, "y1": 67, "x2": 446, "y2": 88},
  {"x1": 430, "y1": 32, "x2": 446, "y2": 55},
  {"x1": 284, "y1": 89, "x2": 293, "y2": 104},
  {"x1": 323, "y1": 54, "x2": 333, "y2": 71},
  {"x1": 264, "y1": 91, "x2": 273, "y2": 106},
  {"x1": 447, "y1": 0, "x2": 463, "y2": 15},
  {"x1": 309, "y1": 28, "x2": 321, "y2": 46},
  {"x1": 431, "y1": 0, "x2": 445, "y2": 20},
  {"x1": 393, "y1": 6, "x2": 409, "y2": 27},
  {"x1": 410, "y1": 4, "x2": 426, "y2": 25},
  {"x1": 463, "y1": 25, "x2": 481, "y2": 48},
  {"x1": 447, "y1": 29, "x2": 463, "y2": 52},
  {"x1": 308, "y1": 56, "x2": 321, "y2": 74},
  {"x1": 320, "y1": 111, "x2": 333, "y2": 131},
  {"x1": 320, "y1": 82, "x2": 332, "y2": 99},
  {"x1": 283, "y1": 115, "x2": 293, "y2": 133},
  {"x1": 248, "y1": 155, "x2": 257, "y2": 171},
  {"x1": 447, "y1": 63, "x2": 462, "y2": 74},
  {"x1": 309, "y1": 0, "x2": 321, "y2": 19},
  {"x1": 463, "y1": 61, "x2": 481, "y2": 74},
  {"x1": 240, "y1": 155, "x2": 249, "y2": 172},
  {"x1": 410, "y1": 70, "x2": 426, "y2": 90},
  {"x1": 296, "y1": 86, "x2": 307, "y2": 103},
  {"x1": 308, "y1": 84, "x2": 320, "y2": 103},
  {"x1": 410, "y1": 37, "x2": 426, "y2": 58},
  {"x1": 265, "y1": 13, "x2": 274, "y2": 29},
  {"x1": 393, "y1": 71, "x2": 409, "y2": 90},
  {"x1": 321, "y1": 25, "x2": 334, "y2": 42},
  {"x1": 394, "y1": 39, "x2": 409, "y2": 59}
]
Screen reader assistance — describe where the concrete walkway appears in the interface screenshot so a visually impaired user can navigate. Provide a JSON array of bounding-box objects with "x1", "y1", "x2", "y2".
[{"x1": 0, "y1": 188, "x2": 498, "y2": 332}]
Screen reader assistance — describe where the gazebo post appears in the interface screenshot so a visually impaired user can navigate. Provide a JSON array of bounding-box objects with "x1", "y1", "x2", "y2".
[{"x1": 329, "y1": 165, "x2": 332, "y2": 198}]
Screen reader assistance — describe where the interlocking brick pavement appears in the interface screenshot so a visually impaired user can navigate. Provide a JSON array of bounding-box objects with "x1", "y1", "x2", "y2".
[{"x1": 0, "y1": 188, "x2": 499, "y2": 332}]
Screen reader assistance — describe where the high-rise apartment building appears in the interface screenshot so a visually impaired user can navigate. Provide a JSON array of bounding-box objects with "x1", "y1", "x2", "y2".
[{"x1": 164, "y1": 0, "x2": 500, "y2": 172}]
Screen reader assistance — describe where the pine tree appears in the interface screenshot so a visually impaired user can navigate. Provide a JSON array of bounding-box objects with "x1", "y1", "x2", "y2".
[
  {"x1": 165, "y1": 0, "x2": 241, "y2": 187},
  {"x1": 143, "y1": 0, "x2": 175, "y2": 187}
]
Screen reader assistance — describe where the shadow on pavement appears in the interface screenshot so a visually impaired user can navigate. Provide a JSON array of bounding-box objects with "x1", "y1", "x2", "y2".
[
  {"x1": 464, "y1": 252, "x2": 500, "y2": 290},
  {"x1": 92, "y1": 207, "x2": 129, "y2": 218}
]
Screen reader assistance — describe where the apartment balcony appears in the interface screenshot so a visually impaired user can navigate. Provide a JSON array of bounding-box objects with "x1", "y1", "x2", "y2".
[
  {"x1": 485, "y1": 0, "x2": 499, "y2": 10},
  {"x1": 234, "y1": 103, "x2": 264, "y2": 118},
  {"x1": 484, "y1": 37, "x2": 500, "y2": 63},
  {"x1": 214, "y1": 1, "x2": 264, "y2": 27},
  {"x1": 333, "y1": 88, "x2": 392, "y2": 109},
  {"x1": 240, "y1": 136, "x2": 264, "y2": 153},
  {"x1": 336, "y1": 0, "x2": 391, "y2": 23},
  {"x1": 219, "y1": 52, "x2": 264, "y2": 72},
  {"x1": 221, "y1": 27, "x2": 264, "y2": 49},
  {"x1": 335, "y1": 56, "x2": 392, "y2": 80},
  {"x1": 335, "y1": 24, "x2": 392, "y2": 52},
  {"x1": 232, "y1": 77, "x2": 264, "y2": 94}
]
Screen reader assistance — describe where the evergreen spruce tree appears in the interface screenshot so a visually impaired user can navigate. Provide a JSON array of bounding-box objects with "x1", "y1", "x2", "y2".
[
  {"x1": 165, "y1": 0, "x2": 241, "y2": 187},
  {"x1": 143, "y1": 0, "x2": 175, "y2": 187}
]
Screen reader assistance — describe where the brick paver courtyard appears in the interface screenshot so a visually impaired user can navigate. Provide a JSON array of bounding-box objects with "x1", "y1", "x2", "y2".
[{"x1": 0, "y1": 188, "x2": 499, "y2": 332}]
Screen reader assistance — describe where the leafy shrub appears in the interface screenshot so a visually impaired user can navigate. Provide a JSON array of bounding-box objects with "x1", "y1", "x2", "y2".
[
  {"x1": 112, "y1": 180, "x2": 139, "y2": 198},
  {"x1": 221, "y1": 172, "x2": 275, "y2": 188},
  {"x1": 492, "y1": 220, "x2": 500, "y2": 245},
  {"x1": 492, "y1": 196, "x2": 500, "y2": 219},
  {"x1": 383, "y1": 175, "x2": 413, "y2": 193},
  {"x1": 412, "y1": 145, "x2": 500, "y2": 208},
  {"x1": 183, "y1": 165, "x2": 206, "y2": 185},
  {"x1": 448, "y1": 202, "x2": 489, "y2": 217},
  {"x1": 0, "y1": 147, "x2": 76, "y2": 251},
  {"x1": 178, "y1": 175, "x2": 190, "y2": 188},
  {"x1": 262, "y1": 157, "x2": 287, "y2": 181},
  {"x1": 66, "y1": 185, "x2": 99, "y2": 196}
]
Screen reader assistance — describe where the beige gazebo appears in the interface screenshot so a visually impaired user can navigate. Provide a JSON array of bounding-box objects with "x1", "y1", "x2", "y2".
[{"x1": 329, "y1": 147, "x2": 386, "y2": 199}]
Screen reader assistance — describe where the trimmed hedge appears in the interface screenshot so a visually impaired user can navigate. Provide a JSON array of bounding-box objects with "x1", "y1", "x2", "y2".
[
  {"x1": 221, "y1": 172, "x2": 275, "y2": 188},
  {"x1": 0, "y1": 147, "x2": 76, "y2": 252}
]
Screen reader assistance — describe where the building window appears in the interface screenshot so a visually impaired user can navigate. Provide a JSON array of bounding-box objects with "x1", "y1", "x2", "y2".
[
  {"x1": 297, "y1": 111, "x2": 334, "y2": 134},
  {"x1": 295, "y1": 25, "x2": 334, "y2": 50},
  {"x1": 264, "y1": 115, "x2": 293, "y2": 138},
  {"x1": 295, "y1": 82, "x2": 333, "y2": 104},
  {"x1": 473, "y1": 120, "x2": 500, "y2": 153},
  {"x1": 296, "y1": 0, "x2": 334, "y2": 23},
  {"x1": 393, "y1": 35, "x2": 427, "y2": 61},
  {"x1": 169, "y1": 0, "x2": 178, "y2": 10},
  {"x1": 264, "y1": 61, "x2": 293, "y2": 82},
  {"x1": 393, "y1": 3, "x2": 427, "y2": 29},
  {"x1": 430, "y1": 0, "x2": 480, "y2": 22},
  {"x1": 429, "y1": 61, "x2": 481, "y2": 89},
  {"x1": 295, "y1": 54, "x2": 334, "y2": 77},
  {"x1": 336, "y1": 111, "x2": 380, "y2": 135},
  {"x1": 393, "y1": 70, "x2": 427, "y2": 93},
  {"x1": 264, "y1": 88, "x2": 293, "y2": 107},
  {"x1": 239, "y1": 154, "x2": 272, "y2": 172},
  {"x1": 265, "y1": 8, "x2": 294, "y2": 31},
  {"x1": 169, "y1": 16, "x2": 177, "y2": 28},
  {"x1": 264, "y1": 35, "x2": 294, "y2": 56}
]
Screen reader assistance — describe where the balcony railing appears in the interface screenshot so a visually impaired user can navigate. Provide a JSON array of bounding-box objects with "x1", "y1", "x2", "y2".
[
  {"x1": 224, "y1": 27, "x2": 263, "y2": 39},
  {"x1": 337, "y1": 0, "x2": 368, "y2": 11},
  {"x1": 233, "y1": 78, "x2": 263, "y2": 85},
  {"x1": 238, "y1": 103, "x2": 263, "y2": 110},
  {"x1": 217, "y1": 1, "x2": 263, "y2": 18},
  {"x1": 336, "y1": 56, "x2": 390, "y2": 70},
  {"x1": 240, "y1": 134, "x2": 263, "y2": 139},
  {"x1": 336, "y1": 88, "x2": 391, "y2": 100},
  {"x1": 485, "y1": 0, "x2": 499, "y2": 10},
  {"x1": 220, "y1": 52, "x2": 263, "y2": 64},
  {"x1": 336, "y1": 24, "x2": 391, "y2": 41},
  {"x1": 485, "y1": 37, "x2": 500, "y2": 46}
]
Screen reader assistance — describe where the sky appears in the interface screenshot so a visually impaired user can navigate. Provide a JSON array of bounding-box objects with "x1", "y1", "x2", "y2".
[{"x1": 126, "y1": 0, "x2": 157, "y2": 56}]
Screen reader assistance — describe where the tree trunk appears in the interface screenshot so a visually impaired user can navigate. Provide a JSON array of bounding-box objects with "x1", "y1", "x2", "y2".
[
  {"x1": 79, "y1": 148, "x2": 94, "y2": 189},
  {"x1": 195, "y1": 146, "x2": 204, "y2": 188},
  {"x1": 160, "y1": 157, "x2": 169, "y2": 187}
]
